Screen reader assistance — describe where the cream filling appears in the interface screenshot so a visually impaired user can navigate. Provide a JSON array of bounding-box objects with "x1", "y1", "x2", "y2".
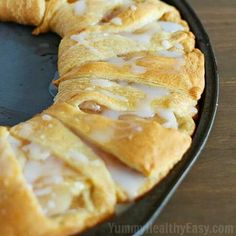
[
  {"x1": 26, "y1": 157, "x2": 85, "y2": 217},
  {"x1": 79, "y1": 101, "x2": 103, "y2": 114},
  {"x1": 8, "y1": 138, "x2": 86, "y2": 217}
]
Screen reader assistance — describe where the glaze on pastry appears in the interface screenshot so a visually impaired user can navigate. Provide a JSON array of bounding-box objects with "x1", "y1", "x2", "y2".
[{"x1": 0, "y1": 0, "x2": 205, "y2": 235}]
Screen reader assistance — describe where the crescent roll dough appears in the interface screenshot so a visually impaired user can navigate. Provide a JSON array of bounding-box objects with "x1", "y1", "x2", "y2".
[
  {"x1": 33, "y1": 0, "x2": 127, "y2": 37},
  {"x1": 54, "y1": 77, "x2": 197, "y2": 134},
  {"x1": 56, "y1": 49, "x2": 204, "y2": 100},
  {"x1": 0, "y1": 116, "x2": 116, "y2": 236},
  {"x1": 57, "y1": 23, "x2": 195, "y2": 76},
  {"x1": 0, "y1": 0, "x2": 45, "y2": 25},
  {"x1": 44, "y1": 103, "x2": 191, "y2": 177},
  {"x1": 33, "y1": 0, "x2": 185, "y2": 37},
  {"x1": 0, "y1": 0, "x2": 205, "y2": 234}
]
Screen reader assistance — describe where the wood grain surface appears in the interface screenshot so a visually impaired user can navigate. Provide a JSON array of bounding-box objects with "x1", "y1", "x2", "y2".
[{"x1": 146, "y1": 0, "x2": 236, "y2": 235}]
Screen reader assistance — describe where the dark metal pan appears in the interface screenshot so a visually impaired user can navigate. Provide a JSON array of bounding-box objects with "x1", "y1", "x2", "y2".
[{"x1": 0, "y1": 0, "x2": 219, "y2": 235}]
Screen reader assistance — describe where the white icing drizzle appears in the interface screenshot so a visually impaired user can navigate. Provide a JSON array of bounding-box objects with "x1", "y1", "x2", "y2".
[
  {"x1": 91, "y1": 78, "x2": 117, "y2": 87},
  {"x1": 105, "y1": 56, "x2": 126, "y2": 67},
  {"x1": 162, "y1": 39, "x2": 172, "y2": 49},
  {"x1": 100, "y1": 152, "x2": 147, "y2": 200},
  {"x1": 71, "y1": 33, "x2": 103, "y2": 57},
  {"x1": 7, "y1": 135, "x2": 21, "y2": 150},
  {"x1": 22, "y1": 143, "x2": 51, "y2": 161},
  {"x1": 47, "y1": 201, "x2": 56, "y2": 209},
  {"x1": 130, "y1": 4, "x2": 137, "y2": 11},
  {"x1": 8, "y1": 138, "x2": 87, "y2": 217},
  {"x1": 121, "y1": 29, "x2": 159, "y2": 44},
  {"x1": 156, "y1": 108, "x2": 178, "y2": 129},
  {"x1": 90, "y1": 127, "x2": 114, "y2": 143},
  {"x1": 23, "y1": 153, "x2": 85, "y2": 217},
  {"x1": 111, "y1": 17, "x2": 123, "y2": 26},
  {"x1": 103, "y1": 83, "x2": 169, "y2": 118},
  {"x1": 175, "y1": 43, "x2": 184, "y2": 50},
  {"x1": 129, "y1": 84, "x2": 169, "y2": 118},
  {"x1": 119, "y1": 21, "x2": 183, "y2": 47},
  {"x1": 74, "y1": 0, "x2": 87, "y2": 16},
  {"x1": 98, "y1": 81, "x2": 178, "y2": 129},
  {"x1": 18, "y1": 123, "x2": 32, "y2": 136},
  {"x1": 158, "y1": 21, "x2": 184, "y2": 33},
  {"x1": 68, "y1": 149, "x2": 89, "y2": 163},
  {"x1": 23, "y1": 157, "x2": 64, "y2": 185},
  {"x1": 82, "y1": 77, "x2": 179, "y2": 129},
  {"x1": 42, "y1": 175, "x2": 64, "y2": 185},
  {"x1": 120, "y1": 22, "x2": 164, "y2": 44},
  {"x1": 105, "y1": 56, "x2": 147, "y2": 74},
  {"x1": 157, "y1": 50, "x2": 183, "y2": 58},
  {"x1": 41, "y1": 114, "x2": 52, "y2": 121},
  {"x1": 70, "y1": 182, "x2": 85, "y2": 195},
  {"x1": 35, "y1": 187, "x2": 52, "y2": 197},
  {"x1": 190, "y1": 106, "x2": 198, "y2": 115}
]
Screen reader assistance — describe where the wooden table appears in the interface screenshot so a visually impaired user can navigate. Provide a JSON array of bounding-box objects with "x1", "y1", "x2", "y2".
[{"x1": 147, "y1": 0, "x2": 236, "y2": 235}]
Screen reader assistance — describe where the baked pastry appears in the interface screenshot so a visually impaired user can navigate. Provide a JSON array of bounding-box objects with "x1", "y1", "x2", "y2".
[
  {"x1": 54, "y1": 77, "x2": 197, "y2": 134},
  {"x1": 56, "y1": 49, "x2": 204, "y2": 100},
  {"x1": 57, "y1": 23, "x2": 195, "y2": 76},
  {"x1": 0, "y1": 0, "x2": 45, "y2": 25},
  {"x1": 33, "y1": 0, "x2": 187, "y2": 37},
  {"x1": 0, "y1": 0, "x2": 205, "y2": 235},
  {"x1": 33, "y1": 0, "x2": 127, "y2": 37},
  {"x1": 44, "y1": 102, "x2": 191, "y2": 202},
  {"x1": 0, "y1": 115, "x2": 116, "y2": 235}
]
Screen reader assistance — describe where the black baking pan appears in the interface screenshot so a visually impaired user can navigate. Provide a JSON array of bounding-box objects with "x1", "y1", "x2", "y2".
[{"x1": 0, "y1": 0, "x2": 219, "y2": 235}]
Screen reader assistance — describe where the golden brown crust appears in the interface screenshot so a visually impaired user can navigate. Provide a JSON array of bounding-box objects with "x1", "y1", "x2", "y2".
[
  {"x1": 54, "y1": 76, "x2": 197, "y2": 135},
  {"x1": 0, "y1": 0, "x2": 46, "y2": 26},
  {"x1": 58, "y1": 29, "x2": 195, "y2": 76},
  {"x1": 56, "y1": 49, "x2": 204, "y2": 100},
  {"x1": 0, "y1": 120, "x2": 116, "y2": 235},
  {"x1": 44, "y1": 102, "x2": 192, "y2": 176},
  {"x1": 33, "y1": 0, "x2": 127, "y2": 37},
  {"x1": 0, "y1": 127, "x2": 56, "y2": 236},
  {"x1": 33, "y1": 0, "x2": 184, "y2": 37},
  {"x1": 0, "y1": 0, "x2": 205, "y2": 234}
]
